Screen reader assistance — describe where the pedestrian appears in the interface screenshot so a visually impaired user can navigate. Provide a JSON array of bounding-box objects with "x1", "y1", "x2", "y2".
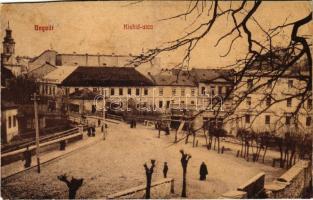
[
  {"x1": 92, "y1": 125, "x2": 96, "y2": 137},
  {"x1": 87, "y1": 126, "x2": 91, "y2": 137},
  {"x1": 199, "y1": 162, "x2": 208, "y2": 181},
  {"x1": 132, "y1": 119, "x2": 136, "y2": 128},
  {"x1": 102, "y1": 123, "x2": 108, "y2": 140},
  {"x1": 23, "y1": 146, "x2": 32, "y2": 168},
  {"x1": 60, "y1": 140, "x2": 66, "y2": 151},
  {"x1": 163, "y1": 162, "x2": 168, "y2": 178},
  {"x1": 165, "y1": 126, "x2": 170, "y2": 135}
]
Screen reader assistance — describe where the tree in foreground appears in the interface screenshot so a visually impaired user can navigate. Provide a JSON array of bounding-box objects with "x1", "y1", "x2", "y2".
[
  {"x1": 128, "y1": 0, "x2": 312, "y2": 165},
  {"x1": 180, "y1": 149, "x2": 192, "y2": 197},
  {"x1": 57, "y1": 174, "x2": 84, "y2": 199},
  {"x1": 144, "y1": 159, "x2": 156, "y2": 199}
]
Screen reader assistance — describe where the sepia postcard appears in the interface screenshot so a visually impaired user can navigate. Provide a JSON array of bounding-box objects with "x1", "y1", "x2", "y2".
[{"x1": 0, "y1": 0, "x2": 312, "y2": 199}]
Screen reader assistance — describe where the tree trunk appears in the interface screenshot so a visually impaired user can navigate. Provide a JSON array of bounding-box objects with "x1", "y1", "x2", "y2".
[
  {"x1": 192, "y1": 133, "x2": 195, "y2": 147},
  {"x1": 145, "y1": 174, "x2": 152, "y2": 199},
  {"x1": 181, "y1": 168, "x2": 187, "y2": 197},
  {"x1": 69, "y1": 189, "x2": 77, "y2": 199}
]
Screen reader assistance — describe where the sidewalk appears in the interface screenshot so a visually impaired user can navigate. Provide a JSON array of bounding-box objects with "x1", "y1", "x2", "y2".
[{"x1": 1, "y1": 128, "x2": 105, "y2": 179}]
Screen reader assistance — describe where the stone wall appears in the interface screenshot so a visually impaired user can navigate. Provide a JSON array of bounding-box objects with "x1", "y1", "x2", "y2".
[
  {"x1": 221, "y1": 160, "x2": 312, "y2": 199},
  {"x1": 220, "y1": 172, "x2": 265, "y2": 199},
  {"x1": 265, "y1": 160, "x2": 311, "y2": 198},
  {"x1": 107, "y1": 178, "x2": 174, "y2": 199}
]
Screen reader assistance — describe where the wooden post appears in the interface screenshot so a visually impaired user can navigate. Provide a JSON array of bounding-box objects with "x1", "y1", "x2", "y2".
[
  {"x1": 102, "y1": 92, "x2": 106, "y2": 140},
  {"x1": 31, "y1": 92, "x2": 41, "y2": 173},
  {"x1": 170, "y1": 179, "x2": 175, "y2": 193}
]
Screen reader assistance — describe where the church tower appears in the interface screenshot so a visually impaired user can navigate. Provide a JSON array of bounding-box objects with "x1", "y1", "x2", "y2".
[{"x1": 2, "y1": 21, "x2": 15, "y2": 65}]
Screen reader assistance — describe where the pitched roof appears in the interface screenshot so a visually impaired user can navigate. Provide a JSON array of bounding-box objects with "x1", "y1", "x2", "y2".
[
  {"x1": 61, "y1": 66, "x2": 154, "y2": 87},
  {"x1": 190, "y1": 68, "x2": 234, "y2": 83},
  {"x1": 1, "y1": 100, "x2": 18, "y2": 110},
  {"x1": 27, "y1": 62, "x2": 57, "y2": 79},
  {"x1": 150, "y1": 70, "x2": 196, "y2": 87},
  {"x1": 41, "y1": 65, "x2": 78, "y2": 84}
]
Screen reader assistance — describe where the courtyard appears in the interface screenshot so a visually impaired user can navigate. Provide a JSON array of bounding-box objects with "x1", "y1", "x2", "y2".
[{"x1": 1, "y1": 122, "x2": 285, "y2": 199}]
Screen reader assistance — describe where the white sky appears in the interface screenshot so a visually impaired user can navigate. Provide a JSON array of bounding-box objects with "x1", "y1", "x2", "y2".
[{"x1": 0, "y1": 1, "x2": 312, "y2": 69}]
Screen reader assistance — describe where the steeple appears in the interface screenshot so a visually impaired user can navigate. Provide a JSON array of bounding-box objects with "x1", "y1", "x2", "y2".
[{"x1": 2, "y1": 21, "x2": 15, "y2": 64}]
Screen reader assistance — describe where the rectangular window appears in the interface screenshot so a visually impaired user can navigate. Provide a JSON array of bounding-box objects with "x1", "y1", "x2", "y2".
[
  {"x1": 210, "y1": 86, "x2": 215, "y2": 96},
  {"x1": 119, "y1": 88, "x2": 123, "y2": 96},
  {"x1": 306, "y1": 117, "x2": 311, "y2": 126},
  {"x1": 144, "y1": 88, "x2": 148, "y2": 96},
  {"x1": 265, "y1": 115, "x2": 270, "y2": 124},
  {"x1": 191, "y1": 100, "x2": 195, "y2": 105},
  {"x1": 245, "y1": 115, "x2": 250, "y2": 123},
  {"x1": 159, "y1": 88, "x2": 163, "y2": 96},
  {"x1": 136, "y1": 88, "x2": 140, "y2": 96},
  {"x1": 75, "y1": 88, "x2": 79, "y2": 92},
  {"x1": 172, "y1": 88, "x2": 176, "y2": 96},
  {"x1": 286, "y1": 116, "x2": 291, "y2": 125},
  {"x1": 110, "y1": 88, "x2": 115, "y2": 96},
  {"x1": 218, "y1": 86, "x2": 223, "y2": 95},
  {"x1": 52, "y1": 86, "x2": 55, "y2": 95},
  {"x1": 181, "y1": 88, "x2": 185, "y2": 96},
  {"x1": 159, "y1": 101, "x2": 163, "y2": 108},
  {"x1": 287, "y1": 98, "x2": 292, "y2": 107},
  {"x1": 266, "y1": 97, "x2": 271, "y2": 106},
  {"x1": 201, "y1": 87, "x2": 205, "y2": 95},
  {"x1": 8, "y1": 116, "x2": 12, "y2": 128},
  {"x1": 247, "y1": 79, "x2": 253, "y2": 89},
  {"x1": 13, "y1": 115, "x2": 17, "y2": 127},
  {"x1": 288, "y1": 80, "x2": 293, "y2": 88},
  {"x1": 181, "y1": 101, "x2": 185, "y2": 104},
  {"x1": 191, "y1": 89, "x2": 195, "y2": 96},
  {"x1": 308, "y1": 99, "x2": 312, "y2": 109},
  {"x1": 166, "y1": 101, "x2": 170, "y2": 108},
  {"x1": 246, "y1": 97, "x2": 251, "y2": 106},
  {"x1": 128, "y1": 88, "x2": 132, "y2": 95},
  {"x1": 49, "y1": 87, "x2": 52, "y2": 95},
  {"x1": 226, "y1": 86, "x2": 231, "y2": 94}
]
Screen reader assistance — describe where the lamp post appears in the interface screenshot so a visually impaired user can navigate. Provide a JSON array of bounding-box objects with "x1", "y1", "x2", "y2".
[{"x1": 31, "y1": 92, "x2": 41, "y2": 173}]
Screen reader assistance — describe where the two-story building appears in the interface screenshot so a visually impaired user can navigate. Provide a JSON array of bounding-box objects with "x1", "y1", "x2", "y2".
[{"x1": 60, "y1": 66, "x2": 154, "y2": 114}]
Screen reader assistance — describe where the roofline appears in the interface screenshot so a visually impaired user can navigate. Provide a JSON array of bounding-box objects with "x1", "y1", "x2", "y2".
[
  {"x1": 28, "y1": 62, "x2": 57, "y2": 74},
  {"x1": 29, "y1": 49, "x2": 58, "y2": 63},
  {"x1": 57, "y1": 53, "x2": 130, "y2": 57}
]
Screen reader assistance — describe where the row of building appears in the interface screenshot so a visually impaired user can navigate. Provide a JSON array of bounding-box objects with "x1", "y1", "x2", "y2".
[{"x1": 1, "y1": 24, "x2": 312, "y2": 143}]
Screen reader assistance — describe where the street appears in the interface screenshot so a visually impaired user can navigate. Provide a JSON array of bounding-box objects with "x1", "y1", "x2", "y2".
[{"x1": 1, "y1": 122, "x2": 285, "y2": 199}]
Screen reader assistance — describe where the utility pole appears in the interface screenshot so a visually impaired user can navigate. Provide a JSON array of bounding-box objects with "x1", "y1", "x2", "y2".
[
  {"x1": 102, "y1": 91, "x2": 106, "y2": 140},
  {"x1": 31, "y1": 92, "x2": 41, "y2": 173}
]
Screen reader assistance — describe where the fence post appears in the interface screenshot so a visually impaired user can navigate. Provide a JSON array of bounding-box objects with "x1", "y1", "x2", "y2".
[
  {"x1": 170, "y1": 179, "x2": 175, "y2": 193},
  {"x1": 78, "y1": 125, "x2": 84, "y2": 139}
]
